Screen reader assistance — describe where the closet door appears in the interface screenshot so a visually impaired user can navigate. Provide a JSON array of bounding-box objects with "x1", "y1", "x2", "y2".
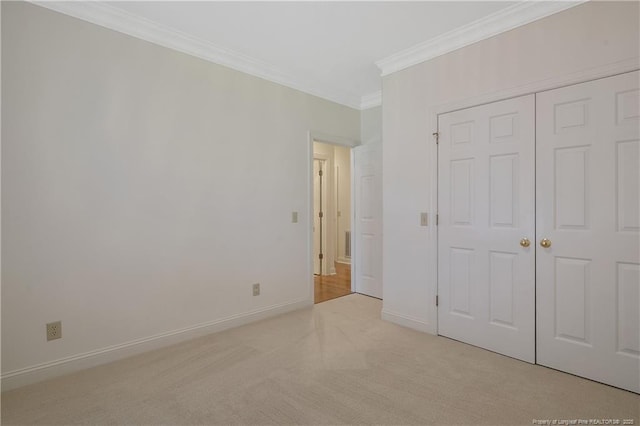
[
  {"x1": 536, "y1": 71, "x2": 640, "y2": 393},
  {"x1": 438, "y1": 95, "x2": 535, "y2": 362}
]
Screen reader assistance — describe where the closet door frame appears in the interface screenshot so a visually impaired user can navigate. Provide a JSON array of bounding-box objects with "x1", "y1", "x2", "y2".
[{"x1": 423, "y1": 60, "x2": 639, "y2": 335}]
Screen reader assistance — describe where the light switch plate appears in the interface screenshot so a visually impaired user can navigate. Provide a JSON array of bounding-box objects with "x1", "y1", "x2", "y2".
[
  {"x1": 292, "y1": 211, "x2": 298, "y2": 223},
  {"x1": 420, "y1": 212, "x2": 428, "y2": 226}
]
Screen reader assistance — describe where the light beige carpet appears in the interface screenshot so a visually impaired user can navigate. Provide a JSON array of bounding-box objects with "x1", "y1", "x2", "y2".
[{"x1": 2, "y1": 294, "x2": 638, "y2": 425}]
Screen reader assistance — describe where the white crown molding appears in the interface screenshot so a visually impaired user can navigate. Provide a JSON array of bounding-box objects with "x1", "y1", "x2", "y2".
[
  {"x1": 376, "y1": 1, "x2": 588, "y2": 77},
  {"x1": 360, "y1": 91, "x2": 382, "y2": 110},
  {"x1": 30, "y1": 1, "x2": 363, "y2": 110}
]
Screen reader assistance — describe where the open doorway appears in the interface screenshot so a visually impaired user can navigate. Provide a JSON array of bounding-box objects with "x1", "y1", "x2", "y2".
[{"x1": 313, "y1": 141, "x2": 352, "y2": 303}]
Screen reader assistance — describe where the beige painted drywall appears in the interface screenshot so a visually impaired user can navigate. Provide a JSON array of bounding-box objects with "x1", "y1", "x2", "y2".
[
  {"x1": 382, "y1": 1, "x2": 640, "y2": 332},
  {"x1": 1, "y1": 2, "x2": 359, "y2": 385},
  {"x1": 361, "y1": 106, "x2": 382, "y2": 145}
]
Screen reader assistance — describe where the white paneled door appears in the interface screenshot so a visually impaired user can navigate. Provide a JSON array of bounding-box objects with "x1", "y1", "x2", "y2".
[
  {"x1": 437, "y1": 71, "x2": 639, "y2": 393},
  {"x1": 353, "y1": 142, "x2": 382, "y2": 299},
  {"x1": 438, "y1": 95, "x2": 536, "y2": 363},
  {"x1": 536, "y1": 71, "x2": 640, "y2": 393}
]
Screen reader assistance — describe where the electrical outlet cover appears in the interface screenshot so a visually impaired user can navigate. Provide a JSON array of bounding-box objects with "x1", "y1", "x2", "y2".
[{"x1": 46, "y1": 321, "x2": 62, "y2": 341}]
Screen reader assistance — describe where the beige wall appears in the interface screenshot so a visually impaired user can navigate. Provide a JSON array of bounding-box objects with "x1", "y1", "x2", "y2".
[
  {"x1": 382, "y1": 1, "x2": 640, "y2": 332},
  {"x1": 361, "y1": 106, "x2": 382, "y2": 145},
  {"x1": 1, "y1": 2, "x2": 360, "y2": 388}
]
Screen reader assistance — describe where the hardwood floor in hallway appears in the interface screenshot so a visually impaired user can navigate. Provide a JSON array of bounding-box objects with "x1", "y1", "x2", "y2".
[{"x1": 314, "y1": 262, "x2": 351, "y2": 304}]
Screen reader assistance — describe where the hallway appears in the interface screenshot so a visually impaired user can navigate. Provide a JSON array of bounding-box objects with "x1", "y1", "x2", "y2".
[{"x1": 314, "y1": 262, "x2": 351, "y2": 303}]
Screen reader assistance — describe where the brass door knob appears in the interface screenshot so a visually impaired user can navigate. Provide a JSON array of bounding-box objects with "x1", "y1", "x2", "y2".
[
  {"x1": 540, "y1": 238, "x2": 552, "y2": 248},
  {"x1": 520, "y1": 238, "x2": 531, "y2": 248}
]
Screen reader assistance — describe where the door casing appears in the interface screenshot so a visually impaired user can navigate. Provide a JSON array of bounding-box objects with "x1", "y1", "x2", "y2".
[
  {"x1": 307, "y1": 132, "x2": 359, "y2": 300},
  {"x1": 425, "y1": 60, "x2": 639, "y2": 334},
  {"x1": 433, "y1": 68, "x2": 640, "y2": 393}
]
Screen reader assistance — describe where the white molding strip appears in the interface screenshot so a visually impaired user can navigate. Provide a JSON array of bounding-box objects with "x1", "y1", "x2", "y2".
[
  {"x1": 309, "y1": 131, "x2": 360, "y2": 148},
  {"x1": 360, "y1": 91, "x2": 382, "y2": 110},
  {"x1": 30, "y1": 1, "x2": 363, "y2": 110},
  {"x1": 376, "y1": 1, "x2": 588, "y2": 76},
  {"x1": 1, "y1": 298, "x2": 312, "y2": 391},
  {"x1": 381, "y1": 309, "x2": 436, "y2": 335}
]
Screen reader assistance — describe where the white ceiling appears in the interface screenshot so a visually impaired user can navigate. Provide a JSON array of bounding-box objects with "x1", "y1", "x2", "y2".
[{"x1": 36, "y1": 1, "x2": 583, "y2": 109}]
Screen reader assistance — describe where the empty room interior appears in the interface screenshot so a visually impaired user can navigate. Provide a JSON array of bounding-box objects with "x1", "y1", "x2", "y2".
[{"x1": 1, "y1": 1, "x2": 639, "y2": 424}]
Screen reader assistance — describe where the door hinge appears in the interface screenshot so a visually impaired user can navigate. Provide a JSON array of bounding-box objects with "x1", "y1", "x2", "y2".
[
  {"x1": 319, "y1": 169, "x2": 323, "y2": 177},
  {"x1": 432, "y1": 132, "x2": 439, "y2": 144},
  {"x1": 319, "y1": 253, "x2": 324, "y2": 260},
  {"x1": 436, "y1": 295, "x2": 439, "y2": 306},
  {"x1": 319, "y1": 211, "x2": 324, "y2": 218},
  {"x1": 436, "y1": 214, "x2": 439, "y2": 225}
]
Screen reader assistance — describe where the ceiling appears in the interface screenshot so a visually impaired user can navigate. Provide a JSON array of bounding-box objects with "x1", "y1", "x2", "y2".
[{"x1": 35, "y1": 1, "x2": 583, "y2": 110}]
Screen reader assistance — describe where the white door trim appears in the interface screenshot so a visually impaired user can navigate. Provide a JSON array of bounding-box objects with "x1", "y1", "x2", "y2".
[{"x1": 425, "y1": 58, "x2": 640, "y2": 334}]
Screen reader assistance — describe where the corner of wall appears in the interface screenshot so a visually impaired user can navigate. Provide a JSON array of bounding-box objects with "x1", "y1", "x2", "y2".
[{"x1": 381, "y1": 309, "x2": 436, "y2": 335}]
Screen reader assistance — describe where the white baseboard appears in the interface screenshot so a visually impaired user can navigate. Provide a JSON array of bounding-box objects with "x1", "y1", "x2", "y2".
[
  {"x1": 336, "y1": 257, "x2": 351, "y2": 265},
  {"x1": 1, "y1": 298, "x2": 312, "y2": 391},
  {"x1": 381, "y1": 309, "x2": 436, "y2": 335}
]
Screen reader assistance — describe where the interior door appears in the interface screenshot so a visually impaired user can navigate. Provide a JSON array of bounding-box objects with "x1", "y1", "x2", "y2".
[
  {"x1": 536, "y1": 71, "x2": 640, "y2": 393},
  {"x1": 438, "y1": 95, "x2": 536, "y2": 363},
  {"x1": 313, "y1": 159, "x2": 325, "y2": 275},
  {"x1": 353, "y1": 142, "x2": 382, "y2": 299}
]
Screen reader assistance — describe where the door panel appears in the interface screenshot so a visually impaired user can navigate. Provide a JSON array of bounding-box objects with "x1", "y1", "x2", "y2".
[
  {"x1": 313, "y1": 159, "x2": 326, "y2": 275},
  {"x1": 536, "y1": 70, "x2": 640, "y2": 393},
  {"x1": 438, "y1": 94, "x2": 536, "y2": 363},
  {"x1": 353, "y1": 142, "x2": 382, "y2": 299}
]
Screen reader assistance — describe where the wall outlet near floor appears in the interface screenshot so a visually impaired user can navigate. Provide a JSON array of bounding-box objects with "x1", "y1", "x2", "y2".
[
  {"x1": 252, "y1": 283, "x2": 260, "y2": 296},
  {"x1": 46, "y1": 321, "x2": 62, "y2": 341}
]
